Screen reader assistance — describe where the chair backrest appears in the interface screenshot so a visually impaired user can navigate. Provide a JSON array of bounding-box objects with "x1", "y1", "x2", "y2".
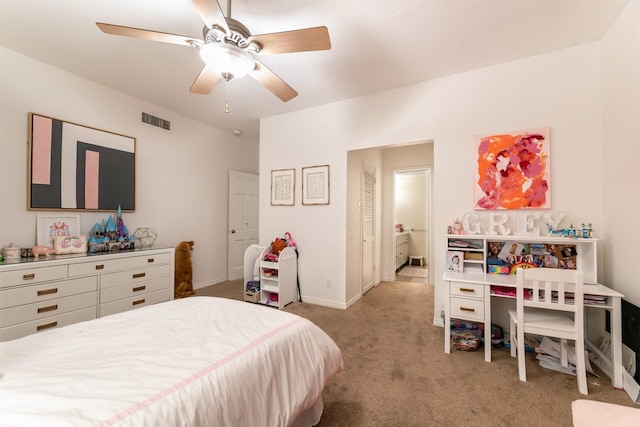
[{"x1": 515, "y1": 267, "x2": 584, "y2": 323}]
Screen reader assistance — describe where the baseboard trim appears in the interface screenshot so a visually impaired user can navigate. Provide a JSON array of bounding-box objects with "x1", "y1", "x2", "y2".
[
  {"x1": 300, "y1": 295, "x2": 347, "y2": 310},
  {"x1": 194, "y1": 279, "x2": 228, "y2": 290}
]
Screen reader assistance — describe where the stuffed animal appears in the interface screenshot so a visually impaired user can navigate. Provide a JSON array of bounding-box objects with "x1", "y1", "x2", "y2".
[
  {"x1": 174, "y1": 240, "x2": 195, "y2": 299},
  {"x1": 271, "y1": 238, "x2": 287, "y2": 255}
]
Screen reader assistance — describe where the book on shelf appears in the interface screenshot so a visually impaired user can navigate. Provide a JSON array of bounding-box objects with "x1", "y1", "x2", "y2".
[
  {"x1": 464, "y1": 252, "x2": 483, "y2": 261},
  {"x1": 448, "y1": 239, "x2": 482, "y2": 249}
]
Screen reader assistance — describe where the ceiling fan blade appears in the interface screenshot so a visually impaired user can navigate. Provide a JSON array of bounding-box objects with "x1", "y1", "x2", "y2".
[
  {"x1": 249, "y1": 60, "x2": 298, "y2": 102},
  {"x1": 189, "y1": 66, "x2": 221, "y2": 94},
  {"x1": 249, "y1": 26, "x2": 331, "y2": 55},
  {"x1": 192, "y1": 0, "x2": 230, "y2": 33},
  {"x1": 96, "y1": 23, "x2": 201, "y2": 47}
]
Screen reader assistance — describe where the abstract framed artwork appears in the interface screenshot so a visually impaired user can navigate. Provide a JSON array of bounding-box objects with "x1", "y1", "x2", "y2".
[
  {"x1": 302, "y1": 164, "x2": 330, "y2": 205},
  {"x1": 270, "y1": 168, "x2": 295, "y2": 206},
  {"x1": 28, "y1": 113, "x2": 136, "y2": 211},
  {"x1": 36, "y1": 214, "x2": 81, "y2": 247},
  {"x1": 474, "y1": 127, "x2": 550, "y2": 210}
]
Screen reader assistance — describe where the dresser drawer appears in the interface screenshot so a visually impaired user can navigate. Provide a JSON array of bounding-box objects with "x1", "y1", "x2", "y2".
[
  {"x1": 0, "y1": 307, "x2": 97, "y2": 342},
  {"x1": 450, "y1": 282, "x2": 485, "y2": 298},
  {"x1": 127, "y1": 252, "x2": 171, "y2": 269},
  {"x1": 100, "y1": 264, "x2": 171, "y2": 289},
  {"x1": 0, "y1": 265, "x2": 67, "y2": 288},
  {"x1": 0, "y1": 291, "x2": 97, "y2": 328},
  {"x1": 450, "y1": 297, "x2": 485, "y2": 321},
  {"x1": 99, "y1": 289, "x2": 170, "y2": 317},
  {"x1": 0, "y1": 276, "x2": 97, "y2": 309},
  {"x1": 100, "y1": 277, "x2": 170, "y2": 304},
  {"x1": 68, "y1": 258, "x2": 126, "y2": 277}
]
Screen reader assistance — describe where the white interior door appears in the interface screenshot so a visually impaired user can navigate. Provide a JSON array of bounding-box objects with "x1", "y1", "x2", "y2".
[
  {"x1": 228, "y1": 171, "x2": 259, "y2": 280},
  {"x1": 361, "y1": 161, "x2": 376, "y2": 293}
]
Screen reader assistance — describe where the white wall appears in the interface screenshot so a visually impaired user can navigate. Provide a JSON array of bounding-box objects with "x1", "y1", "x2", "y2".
[
  {"x1": 601, "y1": 0, "x2": 640, "y2": 307},
  {"x1": 261, "y1": 30, "x2": 633, "y2": 319},
  {"x1": 0, "y1": 47, "x2": 259, "y2": 288}
]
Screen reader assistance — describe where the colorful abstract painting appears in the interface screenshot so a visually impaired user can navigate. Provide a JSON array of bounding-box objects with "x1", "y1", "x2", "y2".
[
  {"x1": 28, "y1": 113, "x2": 135, "y2": 211},
  {"x1": 474, "y1": 128, "x2": 550, "y2": 210}
]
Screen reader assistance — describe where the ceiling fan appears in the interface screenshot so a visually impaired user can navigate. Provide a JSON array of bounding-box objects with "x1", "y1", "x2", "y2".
[{"x1": 96, "y1": 0, "x2": 331, "y2": 102}]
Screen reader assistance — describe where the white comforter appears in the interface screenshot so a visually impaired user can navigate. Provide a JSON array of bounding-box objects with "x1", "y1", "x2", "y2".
[{"x1": 0, "y1": 297, "x2": 343, "y2": 427}]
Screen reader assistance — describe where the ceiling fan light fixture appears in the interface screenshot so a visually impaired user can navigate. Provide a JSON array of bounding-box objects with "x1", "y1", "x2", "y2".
[{"x1": 199, "y1": 43, "x2": 254, "y2": 80}]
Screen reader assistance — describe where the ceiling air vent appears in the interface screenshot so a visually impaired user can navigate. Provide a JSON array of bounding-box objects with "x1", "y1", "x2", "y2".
[{"x1": 141, "y1": 112, "x2": 171, "y2": 132}]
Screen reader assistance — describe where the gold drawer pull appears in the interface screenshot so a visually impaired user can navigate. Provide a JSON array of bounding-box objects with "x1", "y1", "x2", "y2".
[
  {"x1": 147, "y1": 258, "x2": 155, "y2": 263},
  {"x1": 37, "y1": 288, "x2": 58, "y2": 296},
  {"x1": 133, "y1": 285, "x2": 146, "y2": 292},
  {"x1": 460, "y1": 307, "x2": 476, "y2": 312},
  {"x1": 37, "y1": 321, "x2": 58, "y2": 331},
  {"x1": 459, "y1": 288, "x2": 476, "y2": 293},
  {"x1": 95, "y1": 264, "x2": 105, "y2": 270},
  {"x1": 37, "y1": 304, "x2": 58, "y2": 314},
  {"x1": 23, "y1": 273, "x2": 36, "y2": 280},
  {"x1": 132, "y1": 272, "x2": 146, "y2": 279},
  {"x1": 132, "y1": 299, "x2": 145, "y2": 306}
]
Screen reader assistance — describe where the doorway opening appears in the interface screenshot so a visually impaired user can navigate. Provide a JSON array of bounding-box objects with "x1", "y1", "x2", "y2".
[{"x1": 394, "y1": 168, "x2": 430, "y2": 284}]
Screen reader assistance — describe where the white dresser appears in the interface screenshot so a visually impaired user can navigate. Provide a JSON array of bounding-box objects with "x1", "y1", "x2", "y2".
[{"x1": 0, "y1": 248, "x2": 174, "y2": 341}]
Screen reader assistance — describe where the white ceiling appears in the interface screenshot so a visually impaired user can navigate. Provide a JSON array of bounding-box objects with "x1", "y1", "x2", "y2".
[{"x1": 0, "y1": 0, "x2": 628, "y2": 142}]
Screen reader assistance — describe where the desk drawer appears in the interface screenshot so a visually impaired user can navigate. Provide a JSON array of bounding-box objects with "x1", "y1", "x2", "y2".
[
  {"x1": 0, "y1": 307, "x2": 97, "y2": 342},
  {"x1": 0, "y1": 265, "x2": 67, "y2": 288},
  {"x1": 450, "y1": 282, "x2": 484, "y2": 298},
  {"x1": 0, "y1": 276, "x2": 97, "y2": 309},
  {"x1": 0, "y1": 291, "x2": 97, "y2": 328},
  {"x1": 127, "y1": 252, "x2": 171, "y2": 269},
  {"x1": 450, "y1": 297, "x2": 485, "y2": 321},
  {"x1": 99, "y1": 289, "x2": 169, "y2": 317},
  {"x1": 68, "y1": 259, "x2": 126, "y2": 277}
]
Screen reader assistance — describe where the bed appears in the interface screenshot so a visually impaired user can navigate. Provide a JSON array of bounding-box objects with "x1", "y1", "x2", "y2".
[{"x1": 0, "y1": 297, "x2": 344, "y2": 426}]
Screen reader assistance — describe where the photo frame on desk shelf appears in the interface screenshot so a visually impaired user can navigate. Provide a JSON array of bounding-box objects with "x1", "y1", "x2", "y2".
[
  {"x1": 446, "y1": 250, "x2": 464, "y2": 273},
  {"x1": 36, "y1": 214, "x2": 81, "y2": 247},
  {"x1": 270, "y1": 168, "x2": 295, "y2": 206},
  {"x1": 302, "y1": 164, "x2": 330, "y2": 205},
  {"x1": 28, "y1": 112, "x2": 136, "y2": 212}
]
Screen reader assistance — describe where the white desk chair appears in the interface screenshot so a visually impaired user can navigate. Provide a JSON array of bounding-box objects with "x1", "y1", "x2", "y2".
[{"x1": 508, "y1": 268, "x2": 587, "y2": 395}]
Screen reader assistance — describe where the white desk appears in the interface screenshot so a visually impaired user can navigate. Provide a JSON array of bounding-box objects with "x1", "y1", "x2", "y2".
[{"x1": 443, "y1": 271, "x2": 625, "y2": 389}]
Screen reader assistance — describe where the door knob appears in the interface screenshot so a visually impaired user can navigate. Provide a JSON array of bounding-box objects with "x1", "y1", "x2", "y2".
[{"x1": 231, "y1": 229, "x2": 236, "y2": 233}]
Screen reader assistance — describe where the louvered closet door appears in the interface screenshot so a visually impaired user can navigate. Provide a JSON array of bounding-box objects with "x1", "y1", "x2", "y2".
[{"x1": 361, "y1": 161, "x2": 376, "y2": 293}]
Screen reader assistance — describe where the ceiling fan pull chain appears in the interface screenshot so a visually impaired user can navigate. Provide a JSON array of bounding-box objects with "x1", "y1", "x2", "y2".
[{"x1": 225, "y1": 79, "x2": 230, "y2": 113}]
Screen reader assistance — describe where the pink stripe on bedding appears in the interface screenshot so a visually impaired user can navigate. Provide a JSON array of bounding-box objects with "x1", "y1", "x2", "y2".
[{"x1": 97, "y1": 317, "x2": 306, "y2": 427}]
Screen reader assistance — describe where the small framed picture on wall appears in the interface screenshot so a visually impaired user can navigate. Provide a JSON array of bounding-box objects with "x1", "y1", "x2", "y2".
[
  {"x1": 270, "y1": 168, "x2": 295, "y2": 206},
  {"x1": 302, "y1": 165, "x2": 330, "y2": 205}
]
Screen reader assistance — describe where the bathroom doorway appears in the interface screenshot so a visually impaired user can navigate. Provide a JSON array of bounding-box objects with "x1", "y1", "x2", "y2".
[{"x1": 394, "y1": 168, "x2": 431, "y2": 283}]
